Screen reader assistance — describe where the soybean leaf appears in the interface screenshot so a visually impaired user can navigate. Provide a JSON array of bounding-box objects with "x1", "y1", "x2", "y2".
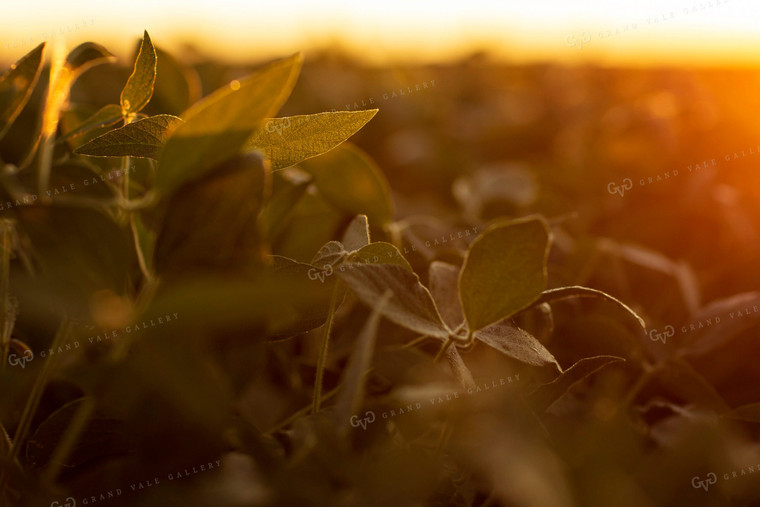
[
  {"x1": 75, "y1": 114, "x2": 182, "y2": 158},
  {"x1": 429, "y1": 261, "x2": 465, "y2": 330},
  {"x1": 245, "y1": 110, "x2": 378, "y2": 171},
  {"x1": 531, "y1": 286, "x2": 646, "y2": 332},
  {"x1": 153, "y1": 153, "x2": 269, "y2": 275},
  {"x1": 312, "y1": 241, "x2": 348, "y2": 268},
  {"x1": 529, "y1": 355, "x2": 625, "y2": 412},
  {"x1": 342, "y1": 215, "x2": 371, "y2": 252},
  {"x1": 337, "y1": 263, "x2": 449, "y2": 339},
  {"x1": 334, "y1": 291, "x2": 391, "y2": 434},
  {"x1": 348, "y1": 242, "x2": 412, "y2": 271},
  {"x1": 258, "y1": 170, "x2": 311, "y2": 241},
  {"x1": 65, "y1": 42, "x2": 116, "y2": 78},
  {"x1": 299, "y1": 143, "x2": 394, "y2": 226},
  {"x1": 459, "y1": 216, "x2": 551, "y2": 332},
  {"x1": 121, "y1": 30, "x2": 157, "y2": 115},
  {"x1": 474, "y1": 321, "x2": 560, "y2": 369},
  {"x1": 156, "y1": 54, "x2": 302, "y2": 196},
  {"x1": 0, "y1": 43, "x2": 45, "y2": 139},
  {"x1": 58, "y1": 104, "x2": 123, "y2": 143}
]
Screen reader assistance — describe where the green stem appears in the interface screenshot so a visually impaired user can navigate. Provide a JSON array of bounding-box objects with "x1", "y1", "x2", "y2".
[
  {"x1": 267, "y1": 386, "x2": 340, "y2": 435},
  {"x1": 312, "y1": 284, "x2": 341, "y2": 414}
]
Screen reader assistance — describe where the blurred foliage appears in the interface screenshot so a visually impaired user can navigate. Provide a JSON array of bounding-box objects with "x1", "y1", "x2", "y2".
[{"x1": 0, "y1": 32, "x2": 759, "y2": 507}]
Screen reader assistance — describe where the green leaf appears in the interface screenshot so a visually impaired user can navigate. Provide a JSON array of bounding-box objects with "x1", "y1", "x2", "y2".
[
  {"x1": 474, "y1": 322, "x2": 559, "y2": 369},
  {"x1": 299, "y1": 143, "x2": 394, "y2": 226},
  {"x1": 528, "y1": 355, "x2": 625, "y2": 412},
  {"x1": 459, "y1": 216, "x2": 550, "y2": 332},
  {"x1": 153, "y1": 153, "x2": 269, "y2": 275},
  {"x1": 120, "y1": 30, "x2": 157, "y2": 115},
  {"x1": 58, "y1": 104, "x2": 123, "y2": 143},
  {"x1": 341, "y1": 214, "x2": 371, "y2": 252},
  {"x1": 245, "y1": 110, "x2": 378, "y2": 171},
  {"x1": 75, "y1": 114, "x2": 182, "y2": 158},
  {"x1": 429, "y1": 261, "x2": 466, "y2": 330},
  {"x1": 348, "y1": 242, "x2": 412, "y2": 271},
  {"x1": 532, "y1": 286, "x2": 646, "y2": 332},
  {"x1": 337, "y1": 263, "x2": 449, "y2": 339},
  {"x1": 258, "y1": 170, "x2": 311, "y2": 242},
  {"x1": 156, "y1": 54, "x2": 302, "y2": 196},
  {"x1": 0, "y1": 43, "x2": 45, "y2": 140}
]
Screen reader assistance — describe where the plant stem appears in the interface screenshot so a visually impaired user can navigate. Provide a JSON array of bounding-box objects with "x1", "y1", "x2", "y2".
[
  {"x1": 434, "y1": 337, "x2": 453, "y2": 362},
  {"x1": 0, "y1": 220, "x2": 13, "y2": 372},
  {"x1": 312, "y1": 284, "x2": 341, "y2": 414},
  {"x1": 0, "y1": 318, "x2": 71, "y2": 493},
  {"x1": 41, "y1": 397, "x2": 95, "y2": 484}
]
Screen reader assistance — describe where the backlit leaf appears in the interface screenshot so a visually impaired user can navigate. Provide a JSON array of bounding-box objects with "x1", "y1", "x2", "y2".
[
  {"x1": 75, "y1": 114, "x2": 182, "y2": 158},
  {"x1": 245, "y1": 110, "x2": 378, "y2": 171},
  {"x1": 120, "y1": 30, "x2": 157, "y2": 115},
  {"x1": 348, "y1": 242, "x2": 412, "y2": 271},
  {"x1": 0, "y1": 43, "x2": 45, "y2": 139},
  {"x1": 342, "y1": 214, "x2": 371, "y2": 252},
  {"x1": 459, "y1": 216, "x2": 551, "y2": 332},
  {"x1": 156, "y1": 54, "x2": 302, "y2": 196},
  {"x1": 58, "y1": 104, "x2": 123, "y2": 143}
]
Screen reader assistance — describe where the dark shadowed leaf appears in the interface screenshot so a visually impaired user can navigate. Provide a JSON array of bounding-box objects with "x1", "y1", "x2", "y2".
[
  {"x1": 338, "y1": 263, "x2": 449, "y2": 339},
  {"x1": 0, "y1": 43, "x2": 45, "y2": 139},
  {"x1": 153, "y1": 152, "x2": 269, "y2": 275},
  {"x1": 532, "y1": 286, "x2": 646, "y2": 333},
  {"x1": 459, "y1": 216, "x2": 551, "y2": 332},
  {"x1": 65, "y1": 42, "x2": 116, "y2": 77},
  {"x1": 156, "y1": 54, "x2": 302, "y2": 196},
  {"x1": 121, "y1": 30, "x2": 157, "y2": 114},
  {"x1": 75, "y1": 114, "x2": 182, "y2": 158},
  {"x1": 245, "y1": 110, "x2": 378, "y2": 170},
  {"x1": 529, "y1": 355, "x2": 625, "y2": 412},
  {"x1": 334, "y1": 291, "x2": 391, "y2": 433},
  {"x1": 299, "y1": 143, "x2": 394, "y2": 226},
  {"x1": 258, "y1": 169, "x2": 311, "y2": 241},
  {"x1": 723, "y1": 403, "x2": 760, "y2": 423},
  {"x1": 474, "y1": 321, "x2": 560, "y2": 369}
]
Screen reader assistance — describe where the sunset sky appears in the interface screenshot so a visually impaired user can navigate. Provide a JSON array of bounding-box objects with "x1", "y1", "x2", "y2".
[{"x1": 2, "y1": 0, "x2": 760, "y2": 65}]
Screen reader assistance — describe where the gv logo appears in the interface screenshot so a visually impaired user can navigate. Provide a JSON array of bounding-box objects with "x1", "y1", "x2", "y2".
[
  {"x1": 607, "y1": 178, "x2": 633, "y2": 197},
  {"x1": 649, "y1": 325, "x2": 675, "y2": 344},
  {"x1": 265, "y1": 117, "x2": 291, "y2": 135},
  {"x1": 691, "y1": 473, "x2": 717, "y2": 491},
  {"x1": 307, "y1": 264, "x2": 333, "y2": 283},
  {"x1": 8, "y1": 349, "x2": 33, "y2": 369},
  {"x1": 50, "y1": 497, "x2": 76, "y2": 507},
  {"x1": 566, "y1": 32, "x2": 591, "y2": 49},
  {"x1": 349, "y1": 411, "x2": 376, "y2": 430}
]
